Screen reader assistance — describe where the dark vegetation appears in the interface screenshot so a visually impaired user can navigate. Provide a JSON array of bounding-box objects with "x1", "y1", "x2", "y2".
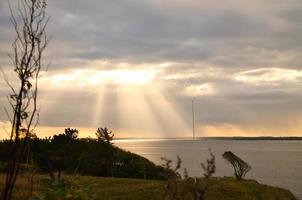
[
  {"x1": 0, "y1": 0, "x2": 298, "y2": 199},
  {"x1": 0, "y1": 128, "x2": 170, "y2": 181},
  {"x1": 223, "y1": 151, "x2": 251, "y2": 180},
  {"x1": 161, "y1": 151, "x2": 215, "y2": 200},
  {"x1": 0, "y1": 130, "x2": 298, "y2": 199},
  {"x1": 0, "y1": 149, "x2": 286, "y2": 200},
  {"x1": 0, "y1": 175, "x2": 297, "y2": 200},
  {"x1": 0, "y1": 0, "x2": 49, "y2": 199},
  {"x1": 200, "y1": 150, "x2": 216, "y2": 179},
  {"x1": 159, "y1": 150, "x2": 216, "y2": 200}
]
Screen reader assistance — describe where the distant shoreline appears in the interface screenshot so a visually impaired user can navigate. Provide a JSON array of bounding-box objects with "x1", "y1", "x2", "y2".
[
  {"x1": 114, "y1": 136, "x2": 302, "y2": 141},
  {"x1": 204, "y1": 136, "x2": 302, "y2": 141}
]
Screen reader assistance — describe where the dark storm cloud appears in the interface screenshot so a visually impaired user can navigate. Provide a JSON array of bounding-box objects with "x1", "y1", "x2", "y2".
[
  {"x1": 38, "y1": 0, "x2": 273, "y2": 63},
  {"x1": 1, "y1": 0, "x2": 301, "y2": 66},
  {"x1": 0, "y1": 0, "x2": 300, "y2": 61}
]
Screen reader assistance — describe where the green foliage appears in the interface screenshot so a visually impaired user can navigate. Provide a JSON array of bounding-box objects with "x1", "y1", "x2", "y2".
[
  {"x1": 30, "y1": 178, "x2": 98, "y2": 200},
  {"x1": 0, "y1": 128, "x2": 169, "y2": 180},
  {"x1": 204, "y1": 177, "x2": 297, "y2": 200},
  {"x1": 0, "y1": 174, "x2": 297, "y2": 200},
  {"x1": 161, "y1": 176, "x2": 298, "y2": 200}
]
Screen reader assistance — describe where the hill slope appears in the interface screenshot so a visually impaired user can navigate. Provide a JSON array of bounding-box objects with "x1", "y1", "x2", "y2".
[{"x1": 0, "y1": 175, "x2": 297, "y2": 200}]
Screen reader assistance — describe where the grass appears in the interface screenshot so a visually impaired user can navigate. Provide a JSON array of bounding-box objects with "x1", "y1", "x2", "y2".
[
  {"x1": 0, "y1": 174, "x2": 297, "y2": 200},
  {"x1": 0, "y1": 174, "x2": 165, "y2": 200},
  {"x1": 204, "y1": 177, "x2": 297, "y2": 200}
]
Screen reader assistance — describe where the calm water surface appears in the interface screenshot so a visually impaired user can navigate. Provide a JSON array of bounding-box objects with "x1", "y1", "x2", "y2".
[{"x1": 115, "y1": 139, "x2": 302, "y2": 199}]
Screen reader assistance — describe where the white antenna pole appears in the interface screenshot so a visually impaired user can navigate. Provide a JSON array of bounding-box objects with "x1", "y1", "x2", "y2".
[{"x1": 192, "y1": 100, "x2": 195, "y2": 140}]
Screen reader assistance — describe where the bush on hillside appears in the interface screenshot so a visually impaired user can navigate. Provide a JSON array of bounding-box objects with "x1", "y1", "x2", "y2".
[
  {"x1": 30, "y1": 177, "x2": 98, "y2": 200},
  {"x1": 0, "y1": 128, "x2": 172, "y2": 181},
  {"x1": 222, "y1": 151, "x2": 251, "y2": 180}
]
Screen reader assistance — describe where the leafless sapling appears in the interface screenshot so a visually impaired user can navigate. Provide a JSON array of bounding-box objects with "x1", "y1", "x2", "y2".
[
  {"x1": 201, "y1": 149, "x2": 216, "y2": 178},
  {"x1": 1, "y1": 0, "x2": 49, "y2": 199}
]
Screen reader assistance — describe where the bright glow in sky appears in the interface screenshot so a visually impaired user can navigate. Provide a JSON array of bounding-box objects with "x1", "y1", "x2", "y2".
[
  {"x1": 235, "y1": 68, "x2": 302, "y2": 85},
  {"x1": 1, "y1": 0, "x2": 302, "y2": 138},
  {"x1": 47, "y1": 69, "x2": 157, "y2": 87}
]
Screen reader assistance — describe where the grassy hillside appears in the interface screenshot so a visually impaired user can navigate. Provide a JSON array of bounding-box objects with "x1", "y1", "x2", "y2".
[
  {"x1": 204, "y1": 177, "x2": 297, "y2": 200},
  {"x1": 0, "y1": 174, "x2": 297, "y2": 200}
]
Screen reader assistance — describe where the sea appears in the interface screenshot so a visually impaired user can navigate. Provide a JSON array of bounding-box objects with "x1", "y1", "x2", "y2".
[{"x1": 115, "y1": 139, "x2": 302, "y2": 199}]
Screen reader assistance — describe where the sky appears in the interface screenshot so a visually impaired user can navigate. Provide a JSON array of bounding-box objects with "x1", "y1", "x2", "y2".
[{"x1": 0, "y1": 0, "x2": 302, "y2": 138}]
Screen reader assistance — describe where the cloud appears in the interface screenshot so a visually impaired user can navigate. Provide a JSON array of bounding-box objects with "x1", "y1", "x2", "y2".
[
  {"x1": 1, "y1": 0, "x2": 302, "y2": 68},
  {"x1": 1, "y1": 0, "x2": 302, "y2": 137},
  {"x1": 199, "y1": 122, "x2": 302, "y2": 137},
  {"x1": 234, "y1": 68, "x2": 302, "y2": 85},
  {"x1": 0, "y1": 120, "x2": 11, "y2": 138},
  {"x1": 40, "y1": 68, "x2": 157, "y2": 88},
  {"x1": 184, "y1": 83, "x2": 216, "y2": 96}
]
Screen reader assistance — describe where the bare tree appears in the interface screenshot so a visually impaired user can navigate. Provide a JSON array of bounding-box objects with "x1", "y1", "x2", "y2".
[
  {"x1": 1, "y1": 0, "x2": 49, "y2": 199},
  {"x1": 222, "y1": 151, "x2": 251, "y2": 180}
]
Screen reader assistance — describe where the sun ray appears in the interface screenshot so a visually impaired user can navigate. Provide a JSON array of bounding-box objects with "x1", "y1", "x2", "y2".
[
  {"x1": 142, "y1": 85, "x2": 191, "y2": 137},
  {"x1": 35, "y1": 68, "x2": 191, "y2": 138},
  {"x1": 116, "y1": 85, "x2": 163, "y2": 138},
  {"x1": 91, "y1": 83, "x2": 106, "y2": 127}
]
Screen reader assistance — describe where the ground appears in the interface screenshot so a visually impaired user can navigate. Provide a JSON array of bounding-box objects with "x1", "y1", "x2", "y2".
[{"x1": 0, "y1": 174, "x2": 298, "y2": 200}]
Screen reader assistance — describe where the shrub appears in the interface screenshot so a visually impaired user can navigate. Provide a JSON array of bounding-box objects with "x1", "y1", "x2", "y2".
[
  {"x1": 161, "y1": 156, "x2": 210, "y2": 200},
  {"x1": 95, "y1": 127, "x2": 114, "y2": 145},
  {"x1": 201, "y1": 149, "x2": 216, "y2": 178},
  {"x1": 222, "y1": 151, "x2": 251, "y2": 180},
  {"x1": 30, "y1": 178, "x2": 98, "y2": 200}
]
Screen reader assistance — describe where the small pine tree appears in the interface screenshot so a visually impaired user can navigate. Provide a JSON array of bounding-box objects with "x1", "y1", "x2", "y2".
[
  {"x1": 64, "y1": 128, "x2": 78, "y2": 140},
  {"x1": 95, "y1": 127, "x2": 114, "y2": 145}
]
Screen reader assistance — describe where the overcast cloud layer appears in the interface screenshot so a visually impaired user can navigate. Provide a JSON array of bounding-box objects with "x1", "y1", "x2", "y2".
[{"x1": 1, "y1": 0, "x2": 302, "y2": 137}]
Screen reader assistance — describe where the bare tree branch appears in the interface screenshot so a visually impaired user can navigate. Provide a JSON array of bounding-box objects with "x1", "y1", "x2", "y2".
[{"x1": 2, "y1": 0, "x2": 49, "y2": 199}]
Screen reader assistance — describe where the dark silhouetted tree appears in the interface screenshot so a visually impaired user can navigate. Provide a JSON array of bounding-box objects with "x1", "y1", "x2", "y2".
[
  {"x1": 1, "y1": 0, "x2": 49, "y2": 199},
  {"x1": 63, "y1": 128, "x2": 78, "y2": 140},
  {"x1": 161, "y1": 156, "x2": 182, "y2": 200},
  {"x1": 52, "y1": 128, "x2": 78, "y2": 143},
  {"x1": 95, "y1": 127, "x2": 115, "y2": 176},
  {"x1": 96, "y1": 127, "x2": 114, "y2": 144},
  {"x1": 222, "y1": 151, "x2": 251, "y2": 180},
  {"x1": 47, "y1": 128, "x2": 79, "y2": 179}
]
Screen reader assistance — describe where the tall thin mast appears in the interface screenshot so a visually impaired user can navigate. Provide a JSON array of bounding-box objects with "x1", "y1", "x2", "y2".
[{"x1": 192, "y1": 100, "x2": 195, "y2": 140}]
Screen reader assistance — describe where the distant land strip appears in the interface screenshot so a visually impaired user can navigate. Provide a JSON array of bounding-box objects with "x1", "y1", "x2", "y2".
[
  {"x1": 204, "y1": 136, "x2": 302, "y2": 141},
  {"x1": 114, "y1": 137, "x2": 302, "y2": 141}
]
